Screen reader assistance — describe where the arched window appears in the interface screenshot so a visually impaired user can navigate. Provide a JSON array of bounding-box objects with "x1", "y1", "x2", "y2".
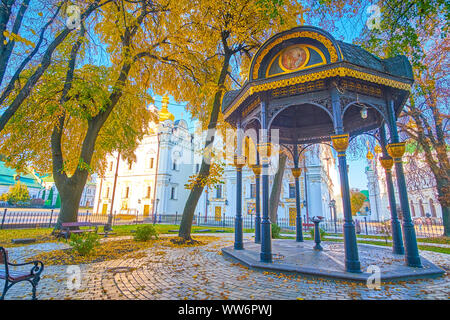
[
  {"x1": 410, "y1": 200, "x2": 416, "y2": 217},
  {"x1": 429, "y1": 198, "x2": 437, "y2": 217},
  {"x1": 419, "y1": 199, "x2": 425, "y2": 217}
]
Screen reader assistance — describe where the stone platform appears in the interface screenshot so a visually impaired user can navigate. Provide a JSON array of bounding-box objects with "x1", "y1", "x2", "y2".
[{"x1": 222, "y1": 239, "x2": 446, "y2": 282}]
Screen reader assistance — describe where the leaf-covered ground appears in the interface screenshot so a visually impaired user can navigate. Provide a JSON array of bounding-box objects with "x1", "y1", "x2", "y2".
[{"x1": 25, "y1": 235, "x2": 220, "y2": 265}]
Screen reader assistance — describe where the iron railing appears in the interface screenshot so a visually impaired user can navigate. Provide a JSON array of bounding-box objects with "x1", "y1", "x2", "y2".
[{"x1": 0, "y1": 208, "x2": 446, "y2": 238}]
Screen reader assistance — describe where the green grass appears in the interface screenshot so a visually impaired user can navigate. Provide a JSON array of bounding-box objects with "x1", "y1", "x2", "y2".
[
  {"x1": 110, "y1": 224, "x2": 248, "y2": 236},
  {"x1": 0, "y1": 224, "x2": 250, "y2": 247},
  {"x1": 0, "y1": 228, "x2": 56, "y2": 247},
  {"x1": 282, "y1": 229, "x2": 450, "y2": 245},
  {"x1": 1, "y1": 224, "x2": 448, "y2": 254},
  {"x1": 324, "y1": 237, "x2": 450, "y2": 254},
  {"x1": 278, "y1": 233, "x2": 450, "y2": 254}
]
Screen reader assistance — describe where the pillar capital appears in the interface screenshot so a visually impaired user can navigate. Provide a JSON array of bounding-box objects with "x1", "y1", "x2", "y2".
[
  {"x1": 330, "y1": 133, "x2": 349, "y2": 156},
  {"x1": 291, "y1": 167, "x2": 302, "y2": 178},
  {"x1": 379, "y1": 156, "x2": 394, "y2": 171},
  {"x1": 257, "y1": 142, "x2": 273, "y2": 163},
  {"x1": 251, "y1": 164, "x2": 262, "y2": 176},
  {"x1": 233, "y1": 155, "x2": 246, "y2": 169},
  {"x1": 386, "y1": 142, "x2": 406, "y2": 161}
]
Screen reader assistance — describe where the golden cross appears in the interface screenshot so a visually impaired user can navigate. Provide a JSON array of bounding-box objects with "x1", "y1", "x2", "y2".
[{"x1": 296, "y1": 5, "x2": 310, "y2": 26}]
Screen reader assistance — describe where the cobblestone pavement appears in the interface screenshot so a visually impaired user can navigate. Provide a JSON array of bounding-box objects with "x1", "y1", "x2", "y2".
[{"x1": 2, "y1": 234, "x2": 449, "y2": 300}]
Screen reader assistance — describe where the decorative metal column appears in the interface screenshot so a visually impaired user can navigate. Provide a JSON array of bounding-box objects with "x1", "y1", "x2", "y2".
[
  {"x1": 331, "y1": 133, "x2": 361, "y2": 273},
  {"x1": 251, "y1": 164, "x2": 262, "y2": 243},
  {"x1": 292, "y1": 145, "x2": 303, "y2": 242},
  {"x1": 258, "y1": 142, "x2": 272, "y2": 262},
  {"x1": 386, "y1": 98, "x2": 422, "y2": 268},
  {"x1": 258, "y1": 99, "x2": 272, "y2": 263},
  {"x1": 233, "y1": 155, "x2": 245, "y2": 250},
  {"x1": 379, "y1": 126, "x2": 404, "y2": 255}
]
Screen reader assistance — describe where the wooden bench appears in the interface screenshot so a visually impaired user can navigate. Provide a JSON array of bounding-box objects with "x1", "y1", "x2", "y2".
[
  {"x1": 0, "y1": 247, "x2": 44, "y2": 300},
  {"x1": 59, "y1": 222, "x2": 99, "y2": 240}
]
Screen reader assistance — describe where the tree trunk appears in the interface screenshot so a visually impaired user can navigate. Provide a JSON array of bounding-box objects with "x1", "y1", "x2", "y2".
[
  {"x1": 269, "y1": 153, "x2": 287, "y2": 225},
  {"x1": 178, "y1": 52, "x2": 231, "y2": 241},
  {"x1": 53, "y1": 176, "x2": 87, "y2": 230},
  {"x1": 436, "y1": 178, "x2": 450, "y2": 236}
]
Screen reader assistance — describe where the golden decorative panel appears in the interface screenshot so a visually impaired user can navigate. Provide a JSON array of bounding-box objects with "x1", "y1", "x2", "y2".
[
  {"x1": 224, "y1": 66, "x2": 411, "y2": 120},
  {"x1": 251, "y1": 31, "x2": 338, "y2": 80},
  {"x1": 291, "y1": 168, "x2": 302, "y2": 178},
  {"x1": 233, "y1": 155, "x2": 246, "y2": 168},
  {"x1": 331, "y1": 134, "x2": 349, "y2": 154},
  {"x1": 386, "y1": 142, "x2": 406, "y2": 159},
  {"x1": 257, "y1": 142, "x2": 273, "y2": 159},
  {"x1": 379, "y1": 156, "x2": 394, "y2": 170},
  {"x1": 241, "y1": 97, "x2": 261, "y2": 118},
  {"x1": 266, "y1": 44, "x2": 326, "y2": 78},
  {"x1": 251, "y1": 165, "x2": 262, "y2": 176}
]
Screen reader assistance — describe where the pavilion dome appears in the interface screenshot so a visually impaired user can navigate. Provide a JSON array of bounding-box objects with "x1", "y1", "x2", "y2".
[{"x1": 247, "y1": 25, "x2": 413, "y2": 82}]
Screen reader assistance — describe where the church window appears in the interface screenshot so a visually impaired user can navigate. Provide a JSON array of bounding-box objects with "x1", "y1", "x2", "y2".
[
  {"x1": 289, "y1": 184, "x2": 296, "y2": 198},
  {"x1": 146, "y1": 186, "x2": 151, "y2": 199},
  {"x1": 125, "y1": 187, "x2": 130, "y2": 198},
  {"x1": 216, "y1": 185, "x2": 223, "y2": 198},
  {"x1": 105, "y1": 187, "x2": 110, "y2": 198},
  {"x1": 429, "y1": 198, "x2": 436, "y2": 217},
  {"x1": 149, "y1": 158, "x2": 154, "y2": 169},
  {"x1": 250, "y1": 184, "x2": 256, "y2": 198},
  {"x1": 419, "y1": 199, "x2": 425, "y2": 217},
  {"x1": 172, "y1": 160, "x2": 177, "y2": 171},
  {"x1": 170, "y1": 187, "x2": 176, "y2": 200},
  {"x1": 109, "y1": 161, "x2": 113, "y2": 171},
  {"x1": 410, "y1": 200, "x2": 416, "y2": 217}
]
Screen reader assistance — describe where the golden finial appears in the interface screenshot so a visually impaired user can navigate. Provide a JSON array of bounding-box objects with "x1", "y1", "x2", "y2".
[
  {"x1": 374, "y1": 145, "x2": 382, "y2": 154},
  {"x1": 366, "y1": 150, "x2": 374, "y2": 160},
  {"x1": 158, "y1": 93, "x2": 174, "y2": 122}
]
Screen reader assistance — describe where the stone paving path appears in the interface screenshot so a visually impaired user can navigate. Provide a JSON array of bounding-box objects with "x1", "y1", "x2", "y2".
[{"x1": 2, "y1": 233, "x2": 449, "y2": 300}]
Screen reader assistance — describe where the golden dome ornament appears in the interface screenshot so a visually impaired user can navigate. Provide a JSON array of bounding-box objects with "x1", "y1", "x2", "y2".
[{"x1": 158, "y1": 93, "x2": 175, "y2": 122}]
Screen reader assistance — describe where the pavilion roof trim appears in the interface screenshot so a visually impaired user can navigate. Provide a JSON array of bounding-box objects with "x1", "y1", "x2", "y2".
[{"x1": 222, "y1": 26, "x2": 414, "y2": 119}]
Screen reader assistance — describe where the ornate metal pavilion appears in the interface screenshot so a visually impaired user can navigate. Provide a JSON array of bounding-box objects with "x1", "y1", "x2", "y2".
[{"x1": 222, "y1": 26, "x2": 421, "y2": 273}]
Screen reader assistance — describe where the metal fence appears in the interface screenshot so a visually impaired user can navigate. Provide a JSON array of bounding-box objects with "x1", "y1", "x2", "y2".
[{"x1": 0, "y1": 208, "x2": 446, "y2": 238}]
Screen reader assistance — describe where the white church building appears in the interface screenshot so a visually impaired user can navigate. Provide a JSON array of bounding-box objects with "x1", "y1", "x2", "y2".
[
  {"x1": 365, "y1": 150, "x2": 443, "y2": 221},
  {"x1": 93, "y1": 96, "x2": 343, "y2": 222}
]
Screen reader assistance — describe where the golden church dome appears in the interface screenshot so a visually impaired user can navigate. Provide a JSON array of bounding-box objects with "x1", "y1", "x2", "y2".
[{"x1": 158, "y1": 93, "x2": 174, "y2": 122}]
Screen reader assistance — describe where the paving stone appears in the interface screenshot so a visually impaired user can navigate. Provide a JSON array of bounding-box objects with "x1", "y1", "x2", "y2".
[{"x1": 0, "y1": 234, "x2": 449, "y2": 300}]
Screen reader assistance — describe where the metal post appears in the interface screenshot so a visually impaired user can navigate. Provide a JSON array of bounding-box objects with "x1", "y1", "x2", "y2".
[
  {"x1": 1, "y1": 209, "x2": 6, "y2": 229},
  {"x1": 364, "y1": 217, "x2": 368, "y2": 235},
  {"x1": 312, "y1": 217, "x2": 323, "y2": 251},
  {"x1": 48, "y1": 209, "x2": 54, "y2": 228},
  {"x1": 259, "y1": 100, "x2": 272, "y2": 263},
  {"x1": 292, "y1": 146, "x2": 304, "y2": 242},
  {"x1": 386, "y1": 96, "x2": 421, "y2": 267},
  {"x1": 333, "y1": 204, "x2": 337, "y2": 234},
  {"x1": 380, "y1": 125, "x2": 405, "y2": 255},
  {"x1": 252, "y1": 165, "x2": 262, "y2": 244},
  {"x1": 234, "y1": 156, "x2": 244, "y2": 250}
]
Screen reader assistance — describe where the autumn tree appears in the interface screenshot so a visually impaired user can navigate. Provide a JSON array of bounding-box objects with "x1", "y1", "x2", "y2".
[
  {"x1": 308, "y1": 0, "x2": 449, "y2": 235},
  {"x1": 2, "y1": 181, "x2": 29, "y2": 205},
  {"x1": 350, "y1": 190, "x2": 366, "y2": 216},
  {"x1": 0, "y1": 0, "x2": 197, "y2": 227},
  {"x1": 170, "y1": 0, "x2": 303, "y2": 242},
  {"x1": 0, "y1": 0, "x2": 111, "y2": 133},
  {"x1": 355, "y1": 0, "x2": 450, "y2": 236}
]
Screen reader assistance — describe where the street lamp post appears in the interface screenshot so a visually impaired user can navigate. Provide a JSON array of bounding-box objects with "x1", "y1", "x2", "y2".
[{"x1": 329, "y1": 199, "x2": 337, "y2": 234}]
